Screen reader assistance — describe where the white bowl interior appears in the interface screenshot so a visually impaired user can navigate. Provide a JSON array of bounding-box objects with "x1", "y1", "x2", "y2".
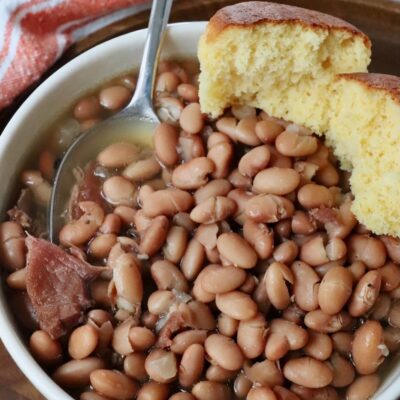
[{"x1": 0, "y1": 19, "x2": 399, "y2": 400}]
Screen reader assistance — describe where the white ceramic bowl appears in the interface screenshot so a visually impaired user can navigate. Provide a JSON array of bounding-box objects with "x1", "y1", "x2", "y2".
[{"x1": 0, "y1": 21, "x2": 399, "y2": 400}]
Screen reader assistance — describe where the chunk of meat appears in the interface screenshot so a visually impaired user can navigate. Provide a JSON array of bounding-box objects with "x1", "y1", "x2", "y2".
[
  {"x1": 70, "y1": 163, "x2": 107, "y2": 219},
  {"x1": 26, "y1": 236, "x2": 101, "y2": 339},
  {"x1": 156, "y1": 311, "x2": 187, "y2": 348}
]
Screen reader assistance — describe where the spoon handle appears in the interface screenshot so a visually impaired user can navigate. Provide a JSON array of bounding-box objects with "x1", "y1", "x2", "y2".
[{"x1": 127, "y1": 0, "x2": 173, "y2": 116}]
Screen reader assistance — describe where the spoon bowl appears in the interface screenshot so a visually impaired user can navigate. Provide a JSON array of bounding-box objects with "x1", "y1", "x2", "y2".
[{"x1": 48, "y1": 0, "x2": 173, "y2": 242}]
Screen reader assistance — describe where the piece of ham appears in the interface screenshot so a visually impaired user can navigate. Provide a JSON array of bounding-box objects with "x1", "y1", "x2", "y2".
[{"x1": 26, "y1": 236, "x2": 101, "y2": 339}]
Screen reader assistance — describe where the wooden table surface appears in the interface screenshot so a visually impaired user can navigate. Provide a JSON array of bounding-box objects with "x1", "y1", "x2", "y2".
[{"x1": 1, "y1": 1, "x2": 400, "y2": 399}]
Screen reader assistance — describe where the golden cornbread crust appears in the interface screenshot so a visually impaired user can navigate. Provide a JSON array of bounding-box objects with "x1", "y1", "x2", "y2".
[
  {"x1": 206, "y1": 1, "x2": 371, "y2": 47},
  {"x1": 340, "y1": 73, "x2": 400, "y2": 103}
]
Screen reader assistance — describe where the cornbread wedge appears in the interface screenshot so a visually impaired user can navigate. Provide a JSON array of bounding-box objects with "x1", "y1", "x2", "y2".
[
  {"x1": 198, "y1": 1, "x2": 371, "y2": 132},
  {"x1": 327, "y1": 73, "x2": 400, "y2": 236}
]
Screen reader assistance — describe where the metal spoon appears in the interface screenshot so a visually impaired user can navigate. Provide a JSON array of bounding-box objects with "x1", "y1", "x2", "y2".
[{"x1": 48, "y1": 0, "x2": 173, "y2": 242}]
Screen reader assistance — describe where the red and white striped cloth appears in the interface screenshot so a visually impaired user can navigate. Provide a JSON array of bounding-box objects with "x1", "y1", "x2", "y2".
[{"x1": 0, "y1": 0, "x2": 151, "y2": 110}]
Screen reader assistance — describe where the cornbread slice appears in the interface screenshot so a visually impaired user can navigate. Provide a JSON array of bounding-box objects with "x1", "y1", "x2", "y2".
[
  {"x1": 325, "y1": 73, "x2": 400, "y2": 236},
  {"x1": 198, "y1": 1, "x2": 371, "y2": 132}
]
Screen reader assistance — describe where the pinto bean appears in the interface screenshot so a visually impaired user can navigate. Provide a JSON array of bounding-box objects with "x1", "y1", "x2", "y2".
[
  {"x1": 273, "y1": 241, "x2": 298, "y2": 265},
  {"x1": 265, "y1": 262, "x2": 293, "y2": 310},
  {"x1": 170, "y1": 330, "x2": 207, "y2": 354},
  {"x1": 137, "y1": 382, "x2": 169, "y2": 400},
  {"x1": 191, "y1": 381, "x2": 230, "y2": 400},
  {"x1": 247, "y1": 387, "x2": 278, "y2": 400},
  {"x1": 217, "y1": 232, "x2": 257, "y2": 269},
  {"x1": 243, "y1": 220, "x2": 274, "y2": 259},
  {"x1": 228, "y1": 169, "x2": 252, "y2": 190},
  {"x1": 96, "y1": 143, "x2": 138, "y2": 168},
  {"x1": 172, "y1": 212, "x2": 197, "y2": 232},
  {"x1": 237, "y1": 313, "x2": 266, "y2": 359},
  {"x1": 331, "y1": 332, "x2": 352, "y2": 357},
  {"x1": 291, "y1": 261, "x2": 320, "y2": 312},
  {"x1": 172, "y1": 157, "x2": 214, "y2": 190},
  {"x1": 304, "y1": 310, "x2": 351, "y2": 333},
  {"x1": 348, "y1": 270, "x2": 381, "y2": 317},
  {"x1": 178, "y1": 83, "x2": 198, "y2": 102},
  {"x1": 348, "y1": 261, "x2": 366, "y2": 283},
  {"x1": 269, "y1": 319, "x2": 308, "y2": 350},
  {"x1": 283, "y1": 357, "x2": 333, "y2": 388},
  {"x1": 6, "y1": 267, "x2": 27, "y2": 289},
  {"x1": 347, "y1": 234, "x2": 386, "y2": 269},
  {"x1": 235, "y1": 117, "x2": 261, "y2": 146},
  {"x1": 215, "y1": 291, "x2": 258, "y2": 320},
  {"x1": 74, "y1": 96, "x2": 102, "y2": 121},
  {"x1": 69, "y1": 324, "x2": 99, "y2": 360},
  {"x1": 60, "y1": 202, "x2": 104, "y2": 246},
  {"x1": 329, "y1": 352, "x2": 355, "y2": 387},
  {"x1": 253, "y1": 168, "x2": 300, "y2": 195},
  {"x1": 255, "y1": 119, "x2": 284, "y2": 143},
  {"x1": 281, "y1": 303, "x2": 305, "y2": 325},
  {"x1": 274, "y1": 219, "x2": 292, "y2": 239},
  {"x1": 100, "y1": 214, "x2": 121, "y2": 234},
  {"x1": 207, "y1": 132, "x2": 231, "y2": 148},
  {"x1": 318, "y1": 266, "x2": 353, "y2": 315},
  {"x1": 179, "y1": 344, "x2": 204, "y2": 387},
  {"x1": 297, "y1": 184, "x2": 333, "y2": 209},
  {"x1": 194, "y1": 179, "x2": 232, "y2": 205},
  {"x1": 291, "y1": 211, "x2": 317, "y2": 235},
  {"x1": 147, "y1": 290, "x2": 175, "y2": 315},
  {"x1": 380, "y1": 262, "x2": 400, "y2": 291},
  {"x1": 163, "y1": 226, "x2": 188, "y2": 264},
  {"x1": 218, "y1": 313, "x2": 239, "y2": 337},
  {"x1": 0, "y1": 221, "x2": 26, "y2": 271},
  {"x1": 299, "y1": 236, "x2": 329, "y2": 266},
  {"x1": 273, "y1": 386, "x2": 301, "y2": 400},
  {"x1": 114, "y1": 206, "x2": 136, "y2": 227},
  {"x1": 99, "y1": 85, "x2": 130, "y2": 110},
  {"x1": 388, "y1": 300, "x2": 400, "y2": 328},
  {"x1": 205, "y1": 365, "x2": 236, "y2": 383},
  {"x1": 264, "y1": 332, "x2": 290, "y2": 361},
  {"x1": 201, "y1": 264, "x2": 247, "y2": 294},
  {"x1": 381, "y1": 236, "x2": 400, "y2": 263},
  {"x1": 245, "y1": 194, "x2": 294, "y2": 223},
  {"x1": 145, "y1": 349, "x2": 177, "y2": 383},
  {"x1": 290, "y1": 385, "x2": 339, "y2": 400},
  {"x1": 124, "y1": 353, "x2": 147, "y2": 382},
  {"x1": 80, "y1": 392, "x2": 111, "y2": 400},
  {"x1": 142, "y1": 188, "x2": 193, "y2": 217},
  {"x1": 53, "y1": 358, "x2": 106, "y2": 389},
  {"x1": 90, "y1": 369, "x2": 138, "y2": 399},
  {"x1": 157, "y1": 96, "x2": 183, "y2": 124},
  {"x1": 228, "y1": 189, "x2": 254, "y2": 224},
  {"x1": 275, "y1": 129, "x2": 318, "y2": 157},
  {"x1": 89, "y1": 234, "x2": 117, "y2": 259},
  {"x1": 123, "y1": 157, "x2": 161, "y2": 181},
  {"x1": 352, "y1": 321, "x2": 387, "y2": 374},
  {"x1": 346, "y1": 374, "x2": 380, "y2": 400},
  {"x1": 234, "y1": 372, "x2": 253, "y2": 398},
  {"x1": 140, "y1": 215, "x2": 169, "y2": 256},
  {"x1": 29, "y1": 330, "x2": 62, "y2": 365},
  {"x1": 238, "y1": 145, "x2": 270, "y2": 177},
  {"x1": 304, "y1": 331, "x2": 333, "y2": 361},
  {"x1": 207, "y1": 141, "x2": 234, "y2": 179},
  {"x1": 102, "y1": 176, "x2": 136, "y2": 207},
  {"x1": 179, "y1": 132, "x2": 206, "y2": 162},
  {"x1": 151, "y1": 260, "x2": 189, "y2": 292},
  {"x1": 129, "y1": 327, "x2": 156, "y2": 351},
  {"x1": 181, "y1": 238, "x2": 206, "y2": 281},
  {"x1": 179, "y1": 103, "x2": 204, "y2": 134},
  {"x1": 190, "y1": 196, "x2": 236, "y2": 224},
  {"x1": 244, "y1": 359, "x2": 284, "y2": 387},
  {"x1": 111, "y1": 254, "x2": 143, "y2": 314}
]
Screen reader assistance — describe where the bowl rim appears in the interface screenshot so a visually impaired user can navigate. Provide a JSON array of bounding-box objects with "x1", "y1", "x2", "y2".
[{"x1": 0, "y1": 21, "x2": 206, "y2": 400}]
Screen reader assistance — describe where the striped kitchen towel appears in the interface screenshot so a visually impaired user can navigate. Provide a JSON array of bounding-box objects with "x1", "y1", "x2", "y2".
[{"x1": 0, "y1": 0, "x2": 151, "y2": 110}]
